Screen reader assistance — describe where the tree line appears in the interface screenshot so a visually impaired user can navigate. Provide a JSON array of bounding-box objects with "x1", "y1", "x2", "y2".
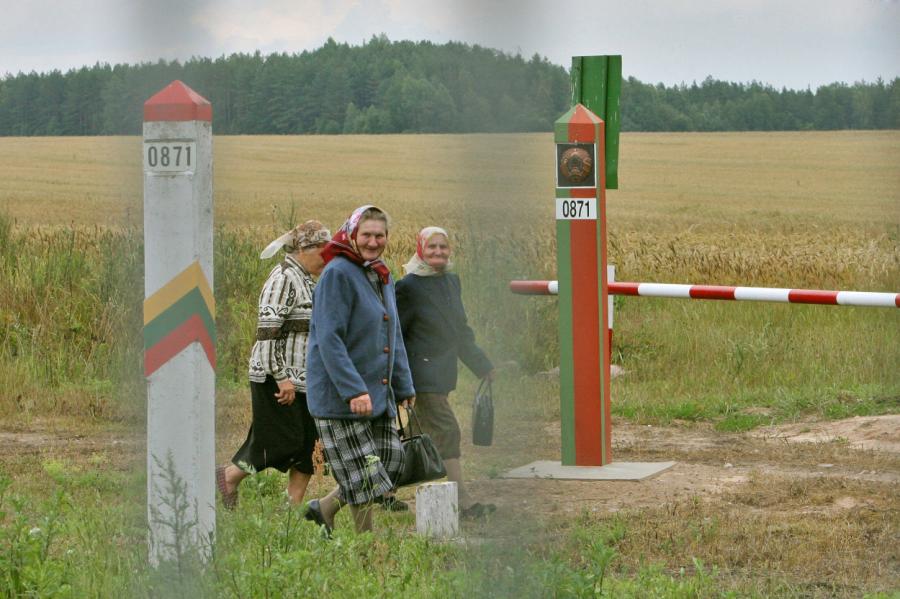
[{"x1": 0, "y1": 36, "x2": 897, "y2": 136}]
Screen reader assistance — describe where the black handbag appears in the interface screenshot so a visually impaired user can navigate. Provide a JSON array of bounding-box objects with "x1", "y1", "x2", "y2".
[
  {"x1": 396, "y1": 406, "x2": 446, "y2": 487},
  {"x1": 472, "y1": 379, "x2": 494, "y2": 446}
]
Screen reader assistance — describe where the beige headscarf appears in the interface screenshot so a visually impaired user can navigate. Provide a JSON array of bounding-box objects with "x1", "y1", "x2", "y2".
[
  {"x1": 403, "y1": 226, "x2": 451, "y2": 277},
  {"x1": 260, "y1": 220, "x2": 331, "y2": 259}
]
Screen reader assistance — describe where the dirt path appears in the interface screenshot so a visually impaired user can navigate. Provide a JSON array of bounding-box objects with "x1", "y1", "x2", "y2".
[
  {"x1": 471, "y1": 415, "x2": 899, "y2": 520},
  {"x1": 2, "y1": 414, "x2": 897, "y2": 518}
]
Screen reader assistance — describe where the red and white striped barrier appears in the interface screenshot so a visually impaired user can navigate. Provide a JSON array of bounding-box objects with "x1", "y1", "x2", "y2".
[{"x1": 509, "y1": 280, "x2": 900, "y2": 308}]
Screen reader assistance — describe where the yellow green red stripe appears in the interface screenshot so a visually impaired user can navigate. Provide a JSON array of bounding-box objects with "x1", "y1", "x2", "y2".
[
  {"x1": 143, "y1": 261, "x2": 216, "y2": 377},
  {"x1": 144, "y1": 261, "x2": 214, "y2": 325}
]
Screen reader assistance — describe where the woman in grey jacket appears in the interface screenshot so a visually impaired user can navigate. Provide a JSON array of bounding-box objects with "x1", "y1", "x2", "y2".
[{"x1": 304, "y1": 205, "x2": 415, "y2": 534}]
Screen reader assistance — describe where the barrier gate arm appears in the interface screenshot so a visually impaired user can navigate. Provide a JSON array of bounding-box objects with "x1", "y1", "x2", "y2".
[{"x1": 510, "y1": 280, "x2": 900, "y2": 309}]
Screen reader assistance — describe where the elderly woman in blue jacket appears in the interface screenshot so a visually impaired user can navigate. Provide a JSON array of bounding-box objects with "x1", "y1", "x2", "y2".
[
  {"x1": 395, "y1": 226, "x2": 495, "y2": 518},
  {"x1": 303, "y1": 205, "x2": 415, "y2": 534}
]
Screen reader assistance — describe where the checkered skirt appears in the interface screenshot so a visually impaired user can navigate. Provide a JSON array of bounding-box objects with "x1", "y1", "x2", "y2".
[{"x1": 315, "y1": 414, "x2": 404, "y2": 505}]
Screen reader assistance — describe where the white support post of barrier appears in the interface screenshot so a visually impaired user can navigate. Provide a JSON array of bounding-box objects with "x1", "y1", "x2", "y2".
[
  {"x1": 143, "y1": 80, "x2": 215, "y2": 564},
  {"x1": 608, "y1": 264, "x2": 615, "y2": 334}
]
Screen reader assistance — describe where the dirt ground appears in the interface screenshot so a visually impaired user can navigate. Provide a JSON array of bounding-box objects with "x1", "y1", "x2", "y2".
[
  {"x1": 4, "y1": 414, "x2": 896, "y2": 517},
  {"x1": 470, "y1": 415, "x2": 899, "y2": 520}
]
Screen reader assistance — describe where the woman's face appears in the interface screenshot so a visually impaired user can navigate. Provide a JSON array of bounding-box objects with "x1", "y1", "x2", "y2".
[
  {"x1": 356, "y1": 218, "x2": 388, "y2": 261},
  {"x1": 422, "y1": 234, "x2": 450, "y2": 271}
]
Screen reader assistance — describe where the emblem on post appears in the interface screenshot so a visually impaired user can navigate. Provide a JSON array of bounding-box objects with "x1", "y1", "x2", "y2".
[
  {"x1": 556, "y1": 143, "x2": 596, "y2": 188},
  {"x1": 558, "y1": 146, "x2": 594, "y2": 185}
]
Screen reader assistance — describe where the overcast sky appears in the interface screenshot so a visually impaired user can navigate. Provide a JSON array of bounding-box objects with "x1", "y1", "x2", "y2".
[{"x1": 2, "y1": 0, "x2": 898, "y2": 89}]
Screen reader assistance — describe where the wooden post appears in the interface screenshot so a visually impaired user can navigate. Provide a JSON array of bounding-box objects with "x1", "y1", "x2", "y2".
[
  {"x1": 415, "y1": 482, "x2": 459, "y2": 540},
  {"x1": 571, "y1": 56, "x2": 621, "y2": 189},
  {"x1": 143, "y1": 80, "x2": 215, "y2": 563}
]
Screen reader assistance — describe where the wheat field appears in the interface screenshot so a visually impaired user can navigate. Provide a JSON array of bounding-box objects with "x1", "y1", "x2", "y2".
[
  {"x1": 1, "y1": 131, "x2": 897, "y2": 411},
  {"x1": 1, "y1": 131, "x2": 898, "y2": 596}
]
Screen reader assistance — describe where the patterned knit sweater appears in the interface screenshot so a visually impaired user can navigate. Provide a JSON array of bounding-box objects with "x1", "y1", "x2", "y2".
[{"x1": 247, "y1": 254, "x2": 315, "y2": 390}]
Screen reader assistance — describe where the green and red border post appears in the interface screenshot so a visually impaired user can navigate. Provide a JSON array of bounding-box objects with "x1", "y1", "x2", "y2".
[
  {"x1": 555, "y1": 104, "x2": 610, "y2": 466},
  {"x1": 555, "y1": 54, "x2": 621, "y2": 466},
  {"x1": 506, "y1": 56, "x2": 675, "y2": 481}
]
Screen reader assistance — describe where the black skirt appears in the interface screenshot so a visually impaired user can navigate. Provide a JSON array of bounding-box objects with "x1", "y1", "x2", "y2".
[{"x1": 231, "y1": 376, "x2": 318, "y2": 474}]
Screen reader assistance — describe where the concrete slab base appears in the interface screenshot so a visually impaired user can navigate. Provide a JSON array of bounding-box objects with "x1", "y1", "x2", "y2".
[{"x1": 501, "y1": 460, "x2": 676, "y2": 481}]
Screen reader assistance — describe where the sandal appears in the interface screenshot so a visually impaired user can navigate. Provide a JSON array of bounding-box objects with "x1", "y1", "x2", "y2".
[
  {"x1": 304, "y1": 499, "x2": 333, "y2": 537},
  {"x1": 374, "y1": 495, "x2": 410, "y2": 512},
  {"x1": 215, "y1": 465, "x2": 238, "y2": 510}
]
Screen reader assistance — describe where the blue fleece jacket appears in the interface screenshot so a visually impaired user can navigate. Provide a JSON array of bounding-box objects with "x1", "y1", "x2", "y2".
[{"x1": 306, "y1": 256, "x2": 415, "y2": 420}]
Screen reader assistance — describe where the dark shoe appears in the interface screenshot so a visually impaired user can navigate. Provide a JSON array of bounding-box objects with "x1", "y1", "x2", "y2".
[
  {"x1": 304, "y1": 499, "x2": 332, "y2": 537},
  {"x1": 461, "y1": 502, "x2": 496, "y2": 519},
  {"x1": 374, "y1": 495, "x2": 409, "y2": 512},
  {"x1": 215, "y1": 465, "x2": 238, "y2": 510}
]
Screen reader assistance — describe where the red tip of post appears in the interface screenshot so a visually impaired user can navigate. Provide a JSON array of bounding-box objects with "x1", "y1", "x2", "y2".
[
  {"x1": 144, "y1": 80, "x2": 212, "y2": 122},
  {"x1": 569, "y1": 104, "x2": 601, "y2": 142}
]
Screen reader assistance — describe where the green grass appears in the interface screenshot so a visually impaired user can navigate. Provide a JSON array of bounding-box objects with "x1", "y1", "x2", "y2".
[{"x1": 0, "y1": 466, "x2": 745, "y2": 598}]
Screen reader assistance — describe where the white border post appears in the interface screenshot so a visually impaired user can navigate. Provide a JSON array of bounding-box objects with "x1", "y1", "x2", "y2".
[{"x1": 143, "y1": 80, "x2": 215, "y2": 564}]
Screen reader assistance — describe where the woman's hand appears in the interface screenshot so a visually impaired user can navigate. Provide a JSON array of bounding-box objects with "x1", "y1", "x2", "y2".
[
  {"x1": 350, "y1": 394, "x2": 373, "y2": 416},
  {"x1": 400, "y1": 396, "x2": 416, "y2": 409},
  {"x1": 275, "y1": 379, "x2": 296, "y2": 405}
]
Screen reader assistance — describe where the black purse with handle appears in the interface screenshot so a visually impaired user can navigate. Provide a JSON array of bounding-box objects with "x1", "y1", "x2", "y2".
[
  {"x1": 396, "y1": 406, "x2": 447, "y2": 487},
  {"x1": 472, "y1": 378, "x2": 494, "y2": 446}
]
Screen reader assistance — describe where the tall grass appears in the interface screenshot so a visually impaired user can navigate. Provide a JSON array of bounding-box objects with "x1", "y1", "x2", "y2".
[{"x1": 1, "y1": 204, "x2": 897, "y2": 423}]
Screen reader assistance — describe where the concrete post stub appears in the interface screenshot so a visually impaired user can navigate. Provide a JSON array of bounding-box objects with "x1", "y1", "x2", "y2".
[{"x1": 416, "y1": 482, "x2": 459, "y2": 540}]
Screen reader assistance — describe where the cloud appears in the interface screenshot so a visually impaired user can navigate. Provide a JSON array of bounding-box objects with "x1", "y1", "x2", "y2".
[
  {"x1": 0, "y1": 0, "x2": 896, "y2": 86},
  {"x1": 194, "y1": 0, "x2": 362, "y2": 55}
]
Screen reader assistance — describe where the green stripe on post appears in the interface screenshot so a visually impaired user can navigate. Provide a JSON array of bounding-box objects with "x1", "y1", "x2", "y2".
[
  {"x1": 591, "y1": 116, "x2": 608, "y2": 464},
  {"x1": 555, "y1": 207, "x2": 576, "y2": 466},
  {"x1": 554, "y1": 105, "x2": 578, "y2": 140}
]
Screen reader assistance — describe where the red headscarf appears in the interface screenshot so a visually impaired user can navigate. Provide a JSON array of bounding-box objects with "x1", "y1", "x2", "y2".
[{"x1": 321, "y1": 205, "x2": 392, "y2": 284}]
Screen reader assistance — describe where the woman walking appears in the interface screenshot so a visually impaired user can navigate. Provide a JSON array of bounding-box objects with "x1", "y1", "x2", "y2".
[
  {"x1": 304, "y1": 205, "x2": 415, "y2": 534},
  {"x1": 216, "y1": 220, "x2": 331, "y2": 509},
  {"x1": 395, "y1": 226, "x2": 495, "y2": 518}
]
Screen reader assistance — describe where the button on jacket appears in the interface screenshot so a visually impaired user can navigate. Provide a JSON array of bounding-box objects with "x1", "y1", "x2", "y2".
[
  {"x1": 395, "y1": 272, "x2": 492, "y2": 394},
  {"x1": 306, "y1": 256, "x2": 415, "y2": 420}
]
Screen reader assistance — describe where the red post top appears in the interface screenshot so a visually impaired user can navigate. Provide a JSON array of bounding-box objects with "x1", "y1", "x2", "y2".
[
  {"x1": 144, "y1": 80, "x2": 212, "y2": 122},
  {"x1": 554, "y1": 103, "x2": 602, "y2": 143}
]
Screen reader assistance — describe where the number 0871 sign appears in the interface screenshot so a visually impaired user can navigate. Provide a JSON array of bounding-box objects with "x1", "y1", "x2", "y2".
[
  {"x1": 555, "y1": 198, "x2": 597, "y2": 220},
  {"x1": 143, "y1": 141, "x2": 197, "y2": 173}
]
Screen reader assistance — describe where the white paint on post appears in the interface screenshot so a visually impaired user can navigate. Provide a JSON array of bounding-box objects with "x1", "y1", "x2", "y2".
[
  {"x1": 144, "y1": 84, "x2": 214, "y2": 564},
  {"x1": 608, "y1": 265, "x2": 614, "y2": 330},
  {"x1": 416, "y1": 482, "x2": 459, "y2": 540}
]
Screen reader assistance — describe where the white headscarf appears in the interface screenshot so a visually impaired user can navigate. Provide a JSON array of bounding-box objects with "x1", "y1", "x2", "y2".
[{"x1": 403, "y1": 226, "x2": 451, "y2": 277}]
